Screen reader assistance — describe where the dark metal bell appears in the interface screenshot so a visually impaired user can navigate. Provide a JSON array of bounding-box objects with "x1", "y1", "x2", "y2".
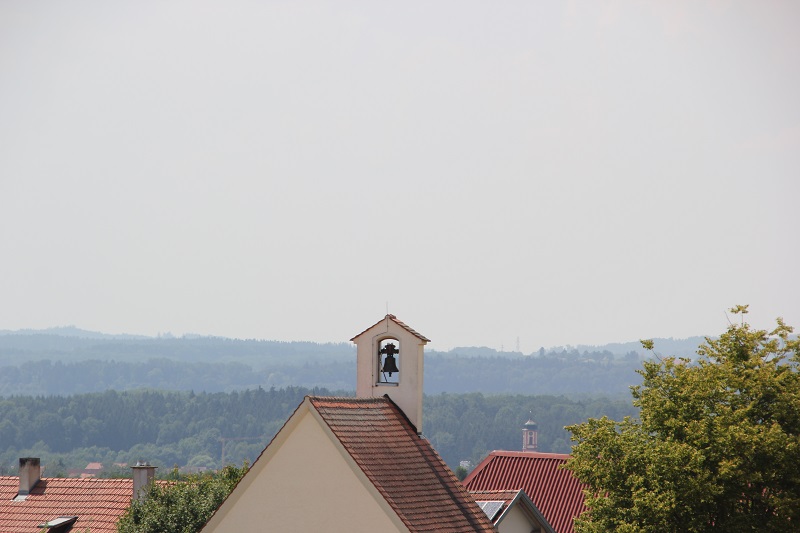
[{"x1": 382, "y1": 354, "x2": 399, "y2": 376}]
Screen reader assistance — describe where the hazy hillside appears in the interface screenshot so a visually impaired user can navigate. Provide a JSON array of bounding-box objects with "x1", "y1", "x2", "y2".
[
  {"x1": 0, "y1": 328, "x2": 709, "y2": 397},
  {"x1": 0, "y1": 327, "x2": 708, "y2": 365},
  {"x1": 0, "y1": 352, "x2": 647, "y2": 397},
  {"x1": 0, "y1": 331, "x2": 355, "y2": 367}
]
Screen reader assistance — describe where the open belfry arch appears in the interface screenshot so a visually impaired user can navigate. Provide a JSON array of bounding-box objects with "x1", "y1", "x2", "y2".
[{"x1": 352, "y1": 314, "x2": 430, "y2": 434}]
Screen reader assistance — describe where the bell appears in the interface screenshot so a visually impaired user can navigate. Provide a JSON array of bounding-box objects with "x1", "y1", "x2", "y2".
[{"x1": 382, "y1": 354, "x2": 399, "y2": 376}]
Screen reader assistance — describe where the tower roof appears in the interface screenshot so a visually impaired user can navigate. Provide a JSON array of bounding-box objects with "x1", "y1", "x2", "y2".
[{"x1": 350, "y1": 314, "x2": 431, "y2": 343}]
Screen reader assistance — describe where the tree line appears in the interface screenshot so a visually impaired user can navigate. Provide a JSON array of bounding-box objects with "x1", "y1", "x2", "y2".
[
  {"x1": 0, "y1": 388, "x2": 636, "y2": 473},
  {"x1": 0, "y1": 349, "x2": 648, "y2": 397}
]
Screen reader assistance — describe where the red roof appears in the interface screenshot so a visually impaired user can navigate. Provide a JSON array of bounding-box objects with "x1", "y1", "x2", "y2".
[
  {"x1": 0, "y1": 476, "x2": 133, "y2": 533},
  {"x1": 350, "y1": 314, "x2": 431, "y2": 343},
  {"x1": 309, "y1": 396, "x2": 493, "y2": 532},
  {"x1": 463, "y1": 451, "x2": 587, "y2": 533}
]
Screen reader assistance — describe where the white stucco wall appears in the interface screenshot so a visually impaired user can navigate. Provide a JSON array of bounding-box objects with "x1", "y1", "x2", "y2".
[
  {"x1": 497, "y1": 503, "x2": 542, "y2": 533},
  {"x1": 203, "y1": 407, "x2": 407, "y2": 533}
]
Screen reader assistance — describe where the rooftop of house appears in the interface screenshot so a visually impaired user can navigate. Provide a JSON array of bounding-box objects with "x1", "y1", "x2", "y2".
[
  {"x1": 463, "y1": 451, "x2": 587, "y2": 533},
  {"x1": 308, "y1": 395, "x2": 494, "y2": 532},
  {"x1": 471, "y1": 489, "x2": 556, "y2": 533},
  {"x1": 471, "y1": 489, "x2": 527, "y2": 521},
  {"x1": 0, "y1": 476, "x2": 134, "y2": 533}
]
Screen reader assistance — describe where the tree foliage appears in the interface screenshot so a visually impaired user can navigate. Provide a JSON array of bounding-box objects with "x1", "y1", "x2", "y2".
[
  {"x1": 0, "y1": 386, "x2": 317, "y2": 470},
  {"x1": 566, "y1": 306, "x2": 800, "y2": 532},
  {"x1": 116, "y1": 464, "x2": 247, "y2": 533}
]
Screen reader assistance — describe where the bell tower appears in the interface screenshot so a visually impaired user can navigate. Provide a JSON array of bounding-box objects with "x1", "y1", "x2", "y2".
[
  {"x1": 352, "y1": 315, "x2": 430, "y2": 434},
  {"x1": 522, "y1": 414, "x2": 538, "y2": 452}
]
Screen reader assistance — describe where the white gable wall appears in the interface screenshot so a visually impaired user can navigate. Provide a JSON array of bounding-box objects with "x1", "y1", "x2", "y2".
[
  {"x1": 202, "y1": 404, "x2": 408, "y2": 533},
  {"x1": 496, "y1": 502, "x2": 543, "y2": 533}
]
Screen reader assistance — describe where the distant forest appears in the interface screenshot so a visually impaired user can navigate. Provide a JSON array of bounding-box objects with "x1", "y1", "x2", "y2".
[
  {"x1": 0, "y1": 387, "x2": 637, "y2": 473},
  {"x1": 0, "y1": 330, "x2": 698, "y2": 475},
  {"x1": 0, "y1": 331, "x2": 707, "y2": 396}
]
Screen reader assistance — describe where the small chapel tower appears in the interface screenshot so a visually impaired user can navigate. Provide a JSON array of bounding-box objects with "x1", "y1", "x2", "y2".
[
  {"x1": 522, "y1": 415, "x2": 538, "y2": 452},
  {"x1": 352, "y1": 314, "x2": 430, "y2": 434}
]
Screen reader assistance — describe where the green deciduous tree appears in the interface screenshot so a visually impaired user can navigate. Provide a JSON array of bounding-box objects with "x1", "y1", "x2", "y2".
[
  {"x1": 116, "y1": 464, "x2": 247, "y2": 533},
  {"x1": 566, "y1": 306, "x2": 800, "y2": 532}
]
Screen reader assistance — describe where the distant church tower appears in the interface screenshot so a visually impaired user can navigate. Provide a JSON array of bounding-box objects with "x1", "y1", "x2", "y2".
[
  {"x1": 352, "y1": 315, "x2": 430, "y2": 434},
  {"x1": 522, "y1": 415, "x2": 538, "y2": 452}
]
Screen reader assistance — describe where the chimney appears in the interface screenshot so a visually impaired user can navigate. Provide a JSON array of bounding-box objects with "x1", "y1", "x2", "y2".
[
  {"x1": 18, "y1": 457, "x2": 41, "y2": 495},
  {"x1": 131, "y1": 461, "x2": 157, "y2": 501}
]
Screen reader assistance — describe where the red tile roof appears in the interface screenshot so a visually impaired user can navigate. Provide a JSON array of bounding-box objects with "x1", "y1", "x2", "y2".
[
  {"x1": 309, "y1": 396, "x2": 493, "y2": 532},
  {"x1": 350, "y1": 314, "x2": 431, "y2": 343},
  {"x1": 463, "y1": 451, "x2": 587, "y2": 533},
  {"x1": 0, "y1": 476, "x2": 133, "y2": 533}
]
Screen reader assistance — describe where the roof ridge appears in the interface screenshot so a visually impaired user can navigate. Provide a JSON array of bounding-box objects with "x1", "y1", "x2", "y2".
[
  {"x1": 0, "y1": 476, "x2": 133, "y2": 483},
  {"x1": 489, "y1": 450, "x2": 571, "y2": 459},
  {"x1": 308, "y1": 395, "x2": 385, "y2": 402},
  {"x1": 350, "y1": 314, "x2": 431, "y2": 343}
]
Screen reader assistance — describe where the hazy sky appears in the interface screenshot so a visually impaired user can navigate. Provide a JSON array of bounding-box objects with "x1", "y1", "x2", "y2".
[{"x1": 1, "y1": 1, "x2": 798, "y2": 353}]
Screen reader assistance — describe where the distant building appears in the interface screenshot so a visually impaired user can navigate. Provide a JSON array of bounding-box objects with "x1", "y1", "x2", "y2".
[
  {"x1": 67, "y1": 461, "x2": 104, "y2": 479},
  {"x1": 522, "y1": 416, "x2": 538, "y2": 452}
]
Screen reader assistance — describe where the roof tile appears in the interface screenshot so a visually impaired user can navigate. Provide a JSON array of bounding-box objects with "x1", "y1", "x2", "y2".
[
  {"x1": 0, "y1": 477, "x2": 133, "y2": 533},
  {"x1": 310, "y1": 396, "x2": 493, "y2": 532}
]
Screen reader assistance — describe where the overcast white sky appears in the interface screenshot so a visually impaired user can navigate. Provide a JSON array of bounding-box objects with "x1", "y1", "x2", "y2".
[{"x1": 1, "y1": 1, "x2": 798, "y2": 353}]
